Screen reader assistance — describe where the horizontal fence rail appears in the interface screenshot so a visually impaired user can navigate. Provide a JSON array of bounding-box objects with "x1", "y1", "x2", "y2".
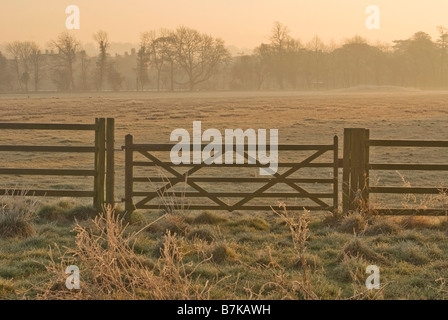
[
  {"x1": 0, "y1": 118, "x2": 115, "y2": 209},
  {"x1": 343, "y1": 128, "x2": 448, "y2": 216},
  {"x1": 124, "y1": 135, "x2": 339, "y2": 213}
]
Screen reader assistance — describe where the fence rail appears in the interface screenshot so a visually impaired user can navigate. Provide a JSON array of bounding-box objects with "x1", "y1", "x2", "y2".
[
  {"x1": 343, "y1": 128, "x2": 448, "y2": 216},
  {"x1": 0, "y1": 118, "x2": 115, "y2": 208}
]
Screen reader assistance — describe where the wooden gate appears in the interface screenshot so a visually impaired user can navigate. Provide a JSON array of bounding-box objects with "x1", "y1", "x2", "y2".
[
  {"x1": 123, "y1": 134, "x2": 339, "y2": 213},
  {"x1": 0, "y1": 118, "x2": 115, "y2": 208}
]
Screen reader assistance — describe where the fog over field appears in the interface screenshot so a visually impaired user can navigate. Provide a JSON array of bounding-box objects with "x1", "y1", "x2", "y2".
[{"x1": 1, "y1": 90, "x2": 448, "y2": 206}]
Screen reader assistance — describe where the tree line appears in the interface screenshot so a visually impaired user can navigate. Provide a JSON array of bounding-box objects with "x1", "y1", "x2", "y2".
[{"x1": 0, "y1": 22, "x2": 447, "y2": 93}]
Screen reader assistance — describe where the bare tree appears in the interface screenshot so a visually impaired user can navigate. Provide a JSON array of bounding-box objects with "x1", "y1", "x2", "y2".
[
  {"x1": 51, "y1": 31, "x2": 81, "y2": 91},
  {"x1": 270, "y1": 21, "x2": 291, "y2": 53},
  {"x1": 6, "y1": 41, "x2": 43, "y2": 92},
  {"x1": 93, "y1": 30, "x2": 110, "y2": 91},
  {"x1": 143, "y1": 29, "x2": 176, "y2": 91},
  {"x1": 0, "y1": 51, "x2": 11, "y2": 92},
  {"x1": 158, "y1": 29, "x2": 177, "y2": 91},
  {"x1": 437, "y1": 26, "x2": 448, "y2": 86},
  {"x1": 79, "y1": 50, "x2": 91, "y2": 91},
  {"x1": 6, "y1": 42, "x2": 24, "y2": 91},
  {"x1": 18, "y1": 42, "x2": 33, "y2": 92},
  {"x1": 306, "y1": 35, "x2": 326, "y2": 88},
  {"x1": 172, "y1": 26, "x2": 230, "y2": 91},
  {"x1": 30, "y1": 42, "x2": 42, "y2": 92},
  {"x1": 136, "y1": 36, "x2": 150, "y2": 91}
]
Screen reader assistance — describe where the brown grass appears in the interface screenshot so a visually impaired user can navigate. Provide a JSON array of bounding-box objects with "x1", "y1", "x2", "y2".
[
  {"x1": 38, "y1": 206, "x2": 217, "y2": 300},
  {"x1": 0, "y1": 190, "x2": 39, "y2": 239}
]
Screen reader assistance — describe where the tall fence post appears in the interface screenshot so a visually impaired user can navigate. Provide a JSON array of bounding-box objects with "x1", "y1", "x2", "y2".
[
  {"x1": 333, "y1": 135, "x2": 339, "y2": 212},
  {"x1": 106, "y1": 118, "x2": 115, "y2": 207},
  {"x1": 94, "y1": 118, "x2": 106, "y2": 210},
  {"x1": 342, "y1": 128, "x2": 370, "y2": 213},
  {"x1": 124, "y1": 134, "x2": 134, "y2": 213}
]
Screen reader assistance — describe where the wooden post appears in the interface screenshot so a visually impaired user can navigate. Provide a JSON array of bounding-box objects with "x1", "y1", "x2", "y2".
[
  {"x1": 362, "y1": 129, "x2": 370, "y2": 208},
  {"x1": 94, "y1": 118, "x2": 106, "y2": 209},
  {"x1": 125, "y1": 134, "x2": 134, "y2": 213},
  {"x1": 342, "y1": 128, "x2": 370, "y2": 213},
  {"x1": 333, "y1": 135, "x2": 339, "y2": 212},
  {"x1": 106, "y1": 118, "x2": 115, "y2": 206},
  {"x1": 94, "y1": 118, "x2": 99, "y2": 207}
]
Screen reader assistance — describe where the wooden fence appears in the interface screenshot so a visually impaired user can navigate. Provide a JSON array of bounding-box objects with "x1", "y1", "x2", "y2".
[
  {"x1": 2, "y1": 120, "x2": 447, "y2": 216},
  {"x1": 123, "y1": 134, "x2": 339, "y2": 213},
  {"x1": 343, "y1": 128, "x2": 448, "y2": 215},
  {"x1": 0, "y1": 118, "x2": 115, "y2": 209}
]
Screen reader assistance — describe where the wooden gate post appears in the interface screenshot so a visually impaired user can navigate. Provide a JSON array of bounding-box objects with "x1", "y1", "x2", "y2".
[
  {"x1": 106, "y1": 118, "x2": 115, "y2": 207},
  {"x1": 342, "y1": 128, "x2": 370, "y2": 213},
  {"x1": 124, "y1": 134, "x2": 134, "y2": 213},
  {"x1": 333, "y1": 135, "x2": 339, "y2": 212},
  {"x1": 94, "y1": 118, "x2": 106, "y2": 209}
]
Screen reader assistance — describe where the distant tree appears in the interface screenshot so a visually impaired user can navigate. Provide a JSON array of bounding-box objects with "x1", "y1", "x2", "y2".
[
  {"x1": 93, "y1": 30, "x2": 110, "y2": 91},
  {"x1": 6, "y1": 41, "x2": 37, "y2": 92},
  {"x1": 143, "y1": 29, "x2": 176, "y2": 91},
  {"x1": 51, "y1": 32, "x2": 81, "y2": 91},
  {"x1": 333, "y1": 36, "x2": 380, "y2": 87},
  {"x1": 270, "y1": 21, "x2": 291, "y2": 53},
  {"x1": 231, "y1": 55, "x2": 257, "y2": 90},
  {"x1": 136, "y1": 41, "x2": 150, "y2": 91},
  {"x1": 6, "y1": 42, "x2": 23, "y2": 91},
  {"x1": 0, "y1": 52, "x2": 11, "y2": 92},
  {"x1": 18, "y1": 42, "x2": 33, "y2": 92},
  {"x1": 108, "y1": 62, "x2": 124, "y2": 91},
  {"x1": 437, "y1": 26, "x2": 448, "y2": 86},
  {"x1": 306, "y1": 36, "x2": 326, "y2": 89},
  {"x1": 172, "y1": 26, "x2": 230, "y2": 91},
  {"x1": 30, "y1": 42, "x2": 42, "y2": 91},
  {"x1": 157, "y1": 30, "x2": 177, "y2": 91},
  {"x1": 394, "y1": 32, "x2": 438, "y2": 87},
  {"x1": 79, "y1": 50, "x2": 91, "y2": 91},
  {"x1": 266, "y1": 22, "x2": 302, "y2": 89},
  {"x1": 253, "y1": 44, "x2": 273, "y2": 89}
]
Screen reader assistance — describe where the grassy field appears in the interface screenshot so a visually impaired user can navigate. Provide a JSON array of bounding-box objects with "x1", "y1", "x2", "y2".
[{"x1": 1, "y1": 90, "x2": 448, "y2": 299}]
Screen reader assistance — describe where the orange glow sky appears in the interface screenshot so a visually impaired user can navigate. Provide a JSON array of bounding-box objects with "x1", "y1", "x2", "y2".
[{"x1": 1, "y1": 0, "x2": 447, "y2": 50}]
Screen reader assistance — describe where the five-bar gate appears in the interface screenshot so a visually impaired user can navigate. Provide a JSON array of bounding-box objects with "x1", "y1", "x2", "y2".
[{"x1": 123, "y1": 134, "x2": 339, "y2": 213}]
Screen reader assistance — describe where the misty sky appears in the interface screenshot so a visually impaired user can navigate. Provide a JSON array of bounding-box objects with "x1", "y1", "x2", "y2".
[{"x1": 1, "y1": 0, "x2": 447, "y2": 51}]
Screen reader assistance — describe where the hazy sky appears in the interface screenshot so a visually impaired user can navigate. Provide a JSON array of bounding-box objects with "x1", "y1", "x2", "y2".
[{"x1": 1, "y1": 0, "x2": 447, "y2": 51}]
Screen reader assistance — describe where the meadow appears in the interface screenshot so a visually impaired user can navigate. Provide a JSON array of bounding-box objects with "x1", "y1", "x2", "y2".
[{"x1": 1, "y1": 89, "x2": 448, "y2": 299}]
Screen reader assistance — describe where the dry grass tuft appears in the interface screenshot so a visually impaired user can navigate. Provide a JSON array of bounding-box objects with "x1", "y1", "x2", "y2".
[
  {"x1": 340, "y1": 237, "x2": 389, "y2": 265},
  {"x1": 0, "y1": 190, "x2": 40, "y2": 239},
  {"x1": 187, "y1": 228, "x2": 216, "y2": 243},
  {"x1": 193, "y1": 211, "x2": 228, "y2": 225},
  {"x1": 209, "y1": 242, "x2": 237, "y2": 264},
  {"x1": 364, "y1": 218, "x2": 401, "y2": 236},
  {"x1": 400, "y1": 216, "x2": 435, "y2": 229},
  {"x1": 147, "y1": 213, "x2": 189, "y2": 236},
  {"x1": 39, "y1": 206, "x2": 216, "y2": 300},
  {"x1": 0, "y1": 278, "x2": 16, "y2": 297},
  {"x1": 338, "y1": 213, "x2": 368, "y2": 234},
  {"x1": 239, "y1": 204, "x2": 319, "y2": 300}
]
